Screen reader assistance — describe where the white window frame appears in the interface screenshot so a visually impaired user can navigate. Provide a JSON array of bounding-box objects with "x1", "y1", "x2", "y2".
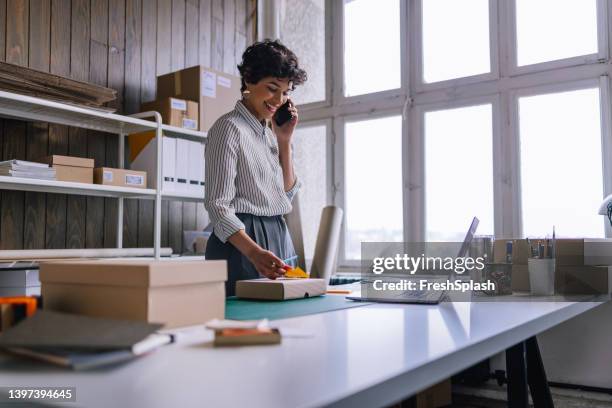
[{"x1": 267, "y1": 0, "x2": 612, "y2": 271}]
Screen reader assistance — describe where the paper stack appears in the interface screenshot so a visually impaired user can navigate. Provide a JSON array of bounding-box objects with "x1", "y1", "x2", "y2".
[{"x1": 0, "y1": 160, "x2": 56, "y2": 180}]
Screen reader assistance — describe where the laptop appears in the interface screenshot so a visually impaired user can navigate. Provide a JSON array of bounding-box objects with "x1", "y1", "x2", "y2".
[{"x1": 347, "y1": 217, "x2": 480, "y2": 305}]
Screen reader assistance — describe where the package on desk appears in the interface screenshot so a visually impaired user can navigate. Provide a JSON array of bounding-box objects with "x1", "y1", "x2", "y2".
[
  {"x1": 39, "y1": 259, "x2": 227, "y2": 328},
  {"x1": 236, "y1": 278, "x2": 326, "y2": 300},
  {"x1": 42, "y1": 155, "x2": 93, "y2": 183},
  {"x1": 555, "y1": 265, "x2": 612, "y2": 295},
  {"x1": 156, "y1": 65, "x2": 241, "y2": 131},
  {"x1": 94, "y1": 167, "x2": 147, "y2": 189},
  {"x1": 140, "y1": 97, "x2": 198, "y2": 130}
]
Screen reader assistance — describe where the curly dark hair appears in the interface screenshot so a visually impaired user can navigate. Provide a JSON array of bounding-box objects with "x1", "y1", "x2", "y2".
[{"x1": 237, "y1": 39, "x2": 307, "y2": 92}]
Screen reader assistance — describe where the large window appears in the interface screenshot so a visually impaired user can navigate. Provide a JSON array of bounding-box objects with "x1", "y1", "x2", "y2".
[
  {"x1": 277, "y1": 0, "x2": 612, "y2": 268},
  {"x1": 519, "y1": 87, "x2": 604, "y2": 237},
  {"x1": 425, "y1": 104, "x2": 494, "y2": 241}
]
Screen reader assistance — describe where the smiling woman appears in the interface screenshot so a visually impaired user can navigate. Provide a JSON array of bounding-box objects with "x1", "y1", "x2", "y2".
[{"x1": 204, "y1": 40, "x2": 308, "y2": 296}]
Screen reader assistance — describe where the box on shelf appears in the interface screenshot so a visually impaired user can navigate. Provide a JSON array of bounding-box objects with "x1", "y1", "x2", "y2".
[
  {"x1": 156, "y1": 66, "x2": 241, "y2": 131},
  {"x1": 94, "y1": 167, "x2": 147, "y2": 189},
  {"x1": 39, "y1": 259, "x2": 227, "y2": 328},
  {"x1": 42, "y1": 155, "x2": 94, "y2": 184},
  {"x1": 140, "y1": 97, "x2": 199, "y2": 130}
]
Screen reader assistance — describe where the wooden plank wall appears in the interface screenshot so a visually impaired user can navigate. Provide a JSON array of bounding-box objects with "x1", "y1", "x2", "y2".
[{"x1": 0, "y1": 0, "x2": 255, "y2": 253}]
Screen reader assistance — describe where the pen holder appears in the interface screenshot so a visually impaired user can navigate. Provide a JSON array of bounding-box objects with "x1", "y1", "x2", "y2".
[{"x1": 528, "y1": 258, "x2": 555, "y2": 296}]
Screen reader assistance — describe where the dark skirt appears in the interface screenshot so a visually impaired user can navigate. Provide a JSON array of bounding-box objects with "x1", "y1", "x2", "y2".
[{"x1": 205, "y1": 213, "x2": 296, "y2": 297}]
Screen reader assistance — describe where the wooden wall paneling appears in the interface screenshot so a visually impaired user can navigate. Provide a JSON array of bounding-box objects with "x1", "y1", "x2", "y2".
[
  {"x1": 86, "y1": 0, "x2": 108, "y2": 249},
  {"x1": 46, "y1": 0, "x2": 71, "y2": 249},
  {"x1": 1, "y1": 0, "x2": 29, "y2": 249},
  {"x1": 123, "y1": 0, "x2": 142, "y2": 248},
  {"x1": 196, "y1": 0, "x2": 211, "y2": 231},
  {"x1": 223, "y1": 0, "x2": 234, "y2": 74},
  {"x1": 211, "y1": 0, "x2": 223, "y2": 71},
  {"x1": 170, "y1": 0, "x2": 185, "y2": 253},
  {"x1": 181, "y1": 0, "x2": 197, "y2": 246},
  {"x1": 65, "y1": 0, "x2": 90, "y2": 249},
  {"x1": 137, "y1": 0, "x2": 156, "y2": 248},
  {"x1": 24, "y1": 0, "x2": 50, "y2": 249},
  {"x1": 104, "y1": 0, "x2": 126, "y2": 247},
  {"x1": 157, "y1": 0, "x2": 172, "y2": 249}
]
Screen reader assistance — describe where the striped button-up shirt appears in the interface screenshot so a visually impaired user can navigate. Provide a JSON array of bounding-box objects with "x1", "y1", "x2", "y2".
[{"x1": 205, "y1": 100, "x2": 301, "y2": 242}]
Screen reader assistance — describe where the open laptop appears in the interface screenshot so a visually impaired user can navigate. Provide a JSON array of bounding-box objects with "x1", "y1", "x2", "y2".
[{"x1": 347, "y1": 217, "x2": 480, "y2": 304}]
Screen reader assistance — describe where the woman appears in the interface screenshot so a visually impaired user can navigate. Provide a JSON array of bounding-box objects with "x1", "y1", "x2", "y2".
[{"x1": 204, "y1": 39, "x2": 307, "y2": 296}]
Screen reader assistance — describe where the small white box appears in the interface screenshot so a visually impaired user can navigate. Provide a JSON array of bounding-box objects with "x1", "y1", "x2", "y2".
[{"x1": 235, "y1": 278, "x2": 326, "y2": 300}]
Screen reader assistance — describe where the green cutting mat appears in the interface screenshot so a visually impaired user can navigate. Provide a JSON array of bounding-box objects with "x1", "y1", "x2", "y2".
[{"x1": 225, "y1": 295, "x2": 370, "y2": 321}]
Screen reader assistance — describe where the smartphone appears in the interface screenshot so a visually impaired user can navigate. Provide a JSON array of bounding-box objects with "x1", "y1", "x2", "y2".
[{"x1": 274, "y1": 100, "x2": 293, "y2": 127}]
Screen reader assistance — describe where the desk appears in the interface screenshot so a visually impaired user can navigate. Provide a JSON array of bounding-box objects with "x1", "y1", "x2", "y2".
[{"x1": 0, "y1": 297, "x2": 606, "y2": 408}]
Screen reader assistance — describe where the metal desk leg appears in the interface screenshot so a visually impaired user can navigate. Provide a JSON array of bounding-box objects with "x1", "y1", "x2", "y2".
[
  {"x1": 506, "y1": 341, "x2": 529, "y2": 408},
  {"x1": 506, "y1": 337, "x2": 554, "y2": 408},
  {"x1": 526, "y1": 337, "x2": 554, "y2": 408}
]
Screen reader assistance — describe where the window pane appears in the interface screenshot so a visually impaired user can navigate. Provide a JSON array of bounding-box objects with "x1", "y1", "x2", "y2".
[
  {"x1": 293, "y1": 124, "x2": 328, "y2": 269},
  {"x1": 344, "y1": 0, "x2": 401, "y2": 96},
  {"x1": 422, "y1": 0, "x2": 490, "y2": 83},
  {"x1": 519, "y1": 88, "x2": 604, "y2": 237},
  {"x1": 280, "y1": 0, "x2": 326, "y2": 104},
  {"x1": 516, "y1": 0, "x2": 598, "y2": 66},
  {"x1": 345, "y1": 116, "x2": 403, "y2": 260},
  {"x1": 425, "y1": 104, "x2": 494, "y2": 241}
]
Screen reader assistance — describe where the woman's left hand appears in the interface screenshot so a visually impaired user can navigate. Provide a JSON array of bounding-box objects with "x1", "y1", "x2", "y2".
[{"x1": 272, "y1": 102, "x2": 298, "y2": 145}]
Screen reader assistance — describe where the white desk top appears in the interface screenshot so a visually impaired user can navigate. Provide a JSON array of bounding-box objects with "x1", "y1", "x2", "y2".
[{"x1": 0, "y1": 296, "x2": 606, "y2": 408}]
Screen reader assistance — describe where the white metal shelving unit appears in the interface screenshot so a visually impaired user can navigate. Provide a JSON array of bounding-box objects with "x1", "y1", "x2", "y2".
[{"x1": 0, "y1": 90, "x2": 207, "y2": 260}]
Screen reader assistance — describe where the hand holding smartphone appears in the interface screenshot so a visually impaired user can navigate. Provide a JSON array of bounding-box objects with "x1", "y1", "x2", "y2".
[{"x1": 274, "y1": 100, "x2": 294, "y2": 127}]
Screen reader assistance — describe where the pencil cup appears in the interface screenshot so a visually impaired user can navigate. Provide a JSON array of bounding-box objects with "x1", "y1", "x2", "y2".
[{"x1": 528, "y1": 258, "x2": 555, "y2": 296}]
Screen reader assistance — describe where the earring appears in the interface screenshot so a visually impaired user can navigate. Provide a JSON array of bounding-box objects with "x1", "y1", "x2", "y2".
[{"x1": 242, "y1": 90, "x2": 251, "y2": 99}]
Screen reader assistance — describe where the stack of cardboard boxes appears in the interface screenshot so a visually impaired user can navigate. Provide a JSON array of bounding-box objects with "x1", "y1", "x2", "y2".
[
  {"x1": 130, "y1": 66, "x2": 241, "y2": 197},
  {"x1": 493, "y1": 238, "x2": 612, "y2": 295}
]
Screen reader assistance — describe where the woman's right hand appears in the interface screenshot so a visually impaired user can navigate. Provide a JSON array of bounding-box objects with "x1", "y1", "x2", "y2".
[{"x1": 247, "y1": 247, "x2": 287, "y2": 279}]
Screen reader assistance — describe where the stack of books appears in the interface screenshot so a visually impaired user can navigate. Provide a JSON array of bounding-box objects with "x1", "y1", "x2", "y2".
[
  {"x1": 0, "y1": 160, "x2": 56, "y2": 180},
  {"x1": 0, "y1": 310, "x2": 171, "y2": 369}
]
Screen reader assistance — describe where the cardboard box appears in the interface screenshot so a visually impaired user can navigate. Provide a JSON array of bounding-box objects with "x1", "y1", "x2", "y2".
[
  {"x1": 129, "y1": 135, "x2": 177, "y2": 191},
  {"x1": 43, "y1": 155, "x2": 94, "y2": 184},
  {"x1": 555, "y1": 265, "x2": 612, "y2": 295},
  {"x1": 555, "y1": 239, "x2": 584, "y2": 266},
  {"x1": 511, "y1": 264, "x2": 530, "y2": 292},
  {"x1": 39, "y1": 259, "x2": 227, "y2": 328},
  {"x1": 236, "y1": 278, "x2": 326, "y2": 300},
  {"x1": 94, "y1": 167, "x2": 147, "y2": 189},
  {"x1": 141, "y1": 97, "x2": 198, "y2": 130},
  {"x1": 416, "y1": 379, "x2": 451, "y2": 408},
  {"x1": 156, "y1": 66, "x2": 241, "y2": 131}
]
